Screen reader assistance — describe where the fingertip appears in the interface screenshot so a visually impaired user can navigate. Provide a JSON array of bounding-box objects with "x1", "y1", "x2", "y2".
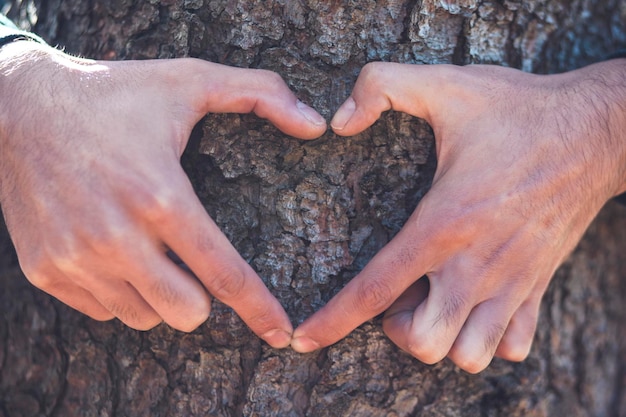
[
  {"x1": 261, "y1": 98, "x2": 327, "y2": 140},
  {"x1": 291, "y1": 335, "x2": 320, "y2": 353},
  {"x1": 296, "y1": 100, "x2": 326, "y2": 127},
  {"x1": 262, "y1": 329, "x2": 293, "y2": 349},
  {"x1": 171, "y1": 305, "x2": 211, "y2": 333},
  {"x1": 288, "y1": 101, "x2": 327, "y2": 140},
  {"x1": 330, "y1": 97, "x2": 357, "y2": 134}
]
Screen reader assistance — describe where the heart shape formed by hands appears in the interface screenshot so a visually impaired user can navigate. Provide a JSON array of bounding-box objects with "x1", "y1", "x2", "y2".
[{"x1": 2, "y1": 40, "x2": 624, "y2": 373}]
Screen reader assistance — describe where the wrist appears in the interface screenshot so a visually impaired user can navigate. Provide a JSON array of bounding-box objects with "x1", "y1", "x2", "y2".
[
  {"x1": 595, "y1": 59, "x2": 626, "y2": 196},
  {"x1": 0, "y1": 41, "x2": 54, "y2": 134},
  {"x1": 0, "y1": 41, "x2": 96, "y2": 140},
  {"x1": 555, "y1": 59, "x2": 626, "y2": 199},
  {"x1": 611, "y1": 61, "x2": 626, "y2": 196}
]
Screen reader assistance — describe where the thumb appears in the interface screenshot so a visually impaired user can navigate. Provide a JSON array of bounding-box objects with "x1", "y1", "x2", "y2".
[
  {"x1": 167, "y1": 59, "x2": 327, "y2": 140},
  {"x1": 330, "y1": 62, "x2": 455, "y2": 136}
]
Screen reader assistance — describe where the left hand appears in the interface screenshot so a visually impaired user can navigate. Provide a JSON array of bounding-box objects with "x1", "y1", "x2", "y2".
[
  {"x1": 0, "y1": 41, "x2": 326, "y2": 346},
  {"x1": 291, "y1": 60, "x2": 626, "y2": 372}
]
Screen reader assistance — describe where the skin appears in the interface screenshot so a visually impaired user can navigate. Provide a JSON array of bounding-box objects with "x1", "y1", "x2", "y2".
[
  {"x1": 291, "y1": 60, "x2": 626, "y2": 373},
  {"x1": 0, "y1": 40, "x2": 326, "y2": 348},
  {"x1": 2, "y1": 38, "x2": 625, "y2": 373}
]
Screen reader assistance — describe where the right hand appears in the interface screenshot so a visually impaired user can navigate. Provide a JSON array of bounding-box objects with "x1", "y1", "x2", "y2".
[
  {"x1": 292, "y1": 60, "x2": 626, "y2": 370},
  {"x1": 0, "y1": 40, "x2": 326, "y2": 347}
]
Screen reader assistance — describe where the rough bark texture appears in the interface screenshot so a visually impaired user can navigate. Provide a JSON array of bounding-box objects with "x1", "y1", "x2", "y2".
[{"x1": 1, "y1": 1, "x2": 626, "y2": 416}]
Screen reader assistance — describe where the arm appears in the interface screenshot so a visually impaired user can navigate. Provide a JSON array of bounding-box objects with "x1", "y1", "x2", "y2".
[
  {"x1": 292, "y1": 59, "x2": 626, "y2": 372},
  {"x1": 0, "y1": 29, "x2": 326, "y2": 347},
  {"x1": 0, "y1": 13, "x2": 46, "y2": 45}
]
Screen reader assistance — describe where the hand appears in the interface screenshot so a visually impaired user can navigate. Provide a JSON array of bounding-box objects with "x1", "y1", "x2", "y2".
[
  {"x1": 0, "y1": 41, "x2": 326, "y2": 347},
  {"x1": 291, "y1": 61, "x2": 626, "y2": 371}
]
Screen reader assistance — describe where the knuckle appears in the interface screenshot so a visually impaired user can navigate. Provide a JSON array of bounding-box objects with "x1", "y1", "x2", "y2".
[
  {"x1": 353, "y1": 278, "x2": 395, "y2": 315},
  {"x1": 20, "y1": 252, "x2": 62, "y2": 290},
  {"x1": 449, "y1": 323, "x2": 506, "y2": 373},
  {"x1": 86, "y1": 225, "x2": 132, "y2": 260},
  {"x1": 140, "y1": 191, "x2": 178, "y2": 225},
  {"x1": 208, "y1": 265, "x2": 247, "y2": 302},
  {"x1": 497, "y1": 337, "x2": 533, "y2": 362},
  {"x1": 435, "y1": 290, "x2": 469, "y2": 329},
  {"x1": 500, "y1": 345, "x2": 531, "y2": 363},
  {"x1": 124, "y1": 180, "x2": 180, "y2": 225},
  {"x1": 452, "y1": 352, "x2": 491, "y2": 374},
  {"x1": 354, "y1": 62, "x2": 393, "y2": 113},
  {"x1": 359, "y1": 62, "x2": 388, "y2": 86},
  {"x1": 23, "y1": 267, "x2": 55, "y2": 290},
  {"x1": 258, "y1": 69, "x2": 285, "y2": 88},
  {"x1": 406, "y1": 336, "x2": 448, "y2": 365},
  {"x1": 49, "y1": 239, "x2": 86, "y2": 272}
]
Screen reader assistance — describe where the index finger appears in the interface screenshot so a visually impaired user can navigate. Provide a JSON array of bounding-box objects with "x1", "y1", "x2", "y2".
[
  {"x1": 147, "y1": 170, "x2": 294, "y2": 348},
  {"x1": 291, "y1": 208, "x2": 437, "y2": 352}
]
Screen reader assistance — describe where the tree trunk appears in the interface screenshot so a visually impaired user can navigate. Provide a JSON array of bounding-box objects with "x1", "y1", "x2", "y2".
[{"x1": 1, "y1": 1, "x2": 625, "y2": 416}]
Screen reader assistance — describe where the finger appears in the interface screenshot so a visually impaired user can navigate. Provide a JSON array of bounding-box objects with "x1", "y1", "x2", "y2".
[
  {"x1": 36, "y1": 276, "x2": 115, "y2": 322},
  {"x1": 149, "y1": 174, "x2": 294, "y2": 348},
  {"x1": 86, "y1": 276, "x2": 162, "y2": 331},
  {"x1": 291, "y1": 215, "x2": 438, "y2": 353},
  {"x1": 494, "y1": 296, "x2": 541, "y2": 362},
  {"x1": 446, "y1": 299, "x2": 513, "y2": 373},
  {"x1": 380, "y1": 270, "x2": 476, "y2": 365},
  {"x1": 162, "y1": 59, "x2": 327, "y2": 140},
  {"x1": 384, "y1": 277, "x2": 430, "y2": 320},
  {"x1": 22, "y1": 263, "x2": 114, "y2": 321},
  {"x1": 381, "y1": 278, "x2": 430, "y2": 350},
  {"x1": 123, "y1": 247, "x2": 212, "y2": 333},
  {"x1": 330, "y1": 62, "x2": 457, "y2": 136},
  {"x1": 49, "y1": 286, "x2": 115, "y2": 321}
]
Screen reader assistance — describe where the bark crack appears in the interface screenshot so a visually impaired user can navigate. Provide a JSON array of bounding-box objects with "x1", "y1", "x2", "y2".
[
  {"x1": 400, "y1": 0, "x2": 421, "y2": 44},
  {"x1": 611, "y1": 352, "x2": 625, "y2": 416},
  {"x1": 452, "y1": 17, "x2": 469, "y2": 65},
  {"x1": 0, "y1": 304, "x2": 8, "y2": 414},
  {"x1": 236, "y1": 339, "x2": 263, "y2": 417},
  {"x1": 49, "y1": 303, "x2": 69, "y2": 417}
]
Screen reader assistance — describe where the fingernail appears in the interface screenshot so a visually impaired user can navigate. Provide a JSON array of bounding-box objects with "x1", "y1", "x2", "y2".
[
  {"x1": 291, "y1": 336, "x2": 320, "y2": 353},
  {"x1": 296, "y1": 100, "x2": 326, "y2": 126},
  {"x1": 330, "y1": 97, "x2": 356, "y2": 131},
  {"x1": 262, "y1": 329, "x2": 292, "y2": 349}
]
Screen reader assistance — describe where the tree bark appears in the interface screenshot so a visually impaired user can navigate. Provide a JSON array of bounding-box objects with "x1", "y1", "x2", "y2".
[{"x1": 1, "y1": 1, "x2": 625, "y2": 416}]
